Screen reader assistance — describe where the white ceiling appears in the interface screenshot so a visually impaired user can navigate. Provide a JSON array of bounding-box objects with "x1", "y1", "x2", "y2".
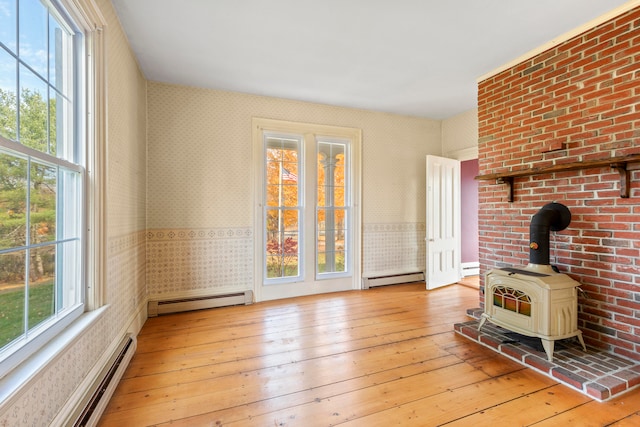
[{"x1": 111, "y1": 0, "x2": 631, "y2": 119}]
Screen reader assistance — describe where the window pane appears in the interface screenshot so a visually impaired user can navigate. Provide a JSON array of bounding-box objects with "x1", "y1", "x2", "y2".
[
  {"x1": 317, "y1": 142, "x2": 345, "y2": 207},
  {"x1": 0, "y1": 151, "x2": 27, "y2": 250},
  {"x1": 29, "y1": 160, "x2": 56, "y2": 244},
  {"x1": 18, "y1": 0, "x2": 47, "y2": 75},
  {"x1": 334, "y1": 154, "x2": 345, "y2": 207},
  {"x1": 19, "y1": 64, "x2": 48, "y2": 152},
  {"x1": 27, "y1": 244, "x2": 55, "y2": 331},
  {"x1": 281, "y1": 181, "x2": 297, "y2": 207},
  {"x1": 334, "y1": 251, "x2": 345, "y2": 272},
  {"x1": 57, "y1": 240, "x2": 80, "y2": 310},
  {"x1": 265, "y1": 208, "x2": 280, "y2": 235},
  {"x1": 282, "y1": 209, "x2": 298, "y2": 235},
  {"x1": 265, "y1": 255, "x2": 281, "y2": 279},
  {"x1": 49, "y1": 14, "x2": 72, "y2": 95},
  {"x1": 49, "y1": 14, "x2": 75, "y2": 161},
  {"x1": 265, "y1": 208, "x2": 299, "y2": 279},
  {"x1": 265, "y1": 185, "x2": 279, "y2": 206},
  {"x1": 58, "y1": 167, "x2": 81, "y2": 240},
  {"x1": 317, "y1": 141, "x2": 348, "y2": 276},
  {"x1": 0, "y1": 48, "x2": 18, "y2": 141},
  {"x1": 0, "y1": 0, "x2": 17, "y2": 53},
  {"x1": 0, "y1": 250, "x2": 26, "y2": 347},
  {"x1": 318, "y1": 208, "x2": 344, "y2": 273},
  {"x1": 264, "y1": 135, "x2": 301, "y2": 282}
]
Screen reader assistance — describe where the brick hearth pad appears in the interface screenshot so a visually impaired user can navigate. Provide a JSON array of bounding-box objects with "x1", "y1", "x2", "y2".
[{"x1": 455, "y1": 308, "x2": 640, "y2": 401}]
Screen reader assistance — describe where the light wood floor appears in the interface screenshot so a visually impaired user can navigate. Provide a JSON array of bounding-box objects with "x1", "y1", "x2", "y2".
[{"x1": 99, "y1": 283, "x2": 640, "y2": 426}]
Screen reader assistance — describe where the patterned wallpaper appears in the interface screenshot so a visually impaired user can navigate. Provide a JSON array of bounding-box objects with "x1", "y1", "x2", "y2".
[
  {"x1": 146, "y1": 82, "x2": 443, "y2": 294},
  {"x1": 147, "y1": 228, "x2": 253, "y2": 298},
  {"x1": 363, "y1": 223, "x2": 426, "y2": 277},
  {"x1": 147, "y1": 82, "x2": 443, "y2": 228},
  {"x1": 441, "y1": 108, "x2": 478, "y2": 157}
]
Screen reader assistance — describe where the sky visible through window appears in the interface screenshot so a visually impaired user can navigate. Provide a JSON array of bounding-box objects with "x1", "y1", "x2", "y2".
[
  {"x1": 1, "y1": 0, "x2": 50, "y2": 91},
  {"x1": 0, "y1": 0, "x2": 74, "y2": 157}
]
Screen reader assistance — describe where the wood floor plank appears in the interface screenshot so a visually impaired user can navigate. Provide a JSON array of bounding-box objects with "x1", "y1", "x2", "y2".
[
  {"x1": 338, "y1": 368, "x2": 560, "y2": 427},
  {"x1": 443, "y1": 384, "x2": 592, "y2": 426},
  {"x1": 225, "y1": 362, "x2": 490, "y2": 427},
  {"x1": 106, "y1": 335, "x2": 452, "y2": 413},
  {"x1": 528, "y1": 390, "x2": 640, "y2": 427},
  {"x1": 99, "y1": 283, "x2": 640, "y2": 426},
  {"x1": 101, "y1": 354, "x2": 468, "y2": 426},
  {"x1": 608, "y1": 413, "x2": 640, "y2": 426}
]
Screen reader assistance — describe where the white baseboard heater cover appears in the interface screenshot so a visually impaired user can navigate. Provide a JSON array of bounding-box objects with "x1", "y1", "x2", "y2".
[
  {"x1": 70, "y1": 334, "x2": 136, "y2": 427},
  {"x1": 462, "y1": 262, "x2": 480, "y2": 277},
  {"x1": 148, "y1": 290, "x2": 254, "y2": 317},
  {"x1": 362, "y1": 272, "x2": 425, "y2": 289}
]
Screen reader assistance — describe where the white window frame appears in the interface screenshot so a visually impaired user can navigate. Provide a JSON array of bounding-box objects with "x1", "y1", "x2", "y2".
[
  {"x1": 315, "y1": 136, "x2": 352, "y2": 280},
  {"x1": 262, "y1": 132, "x2": 304, "y2": 285},
  {"x1": 252, "y1": 118, "x2": 362, "y2": 302},
  {"x1": 0, "y1": 0, "x2": 106, "y2": 379}
]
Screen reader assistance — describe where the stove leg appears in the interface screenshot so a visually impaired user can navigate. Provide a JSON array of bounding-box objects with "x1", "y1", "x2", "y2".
[
  {"x1": 576, "y1": 331, "x2": 587, "y2": 352},
  {"x1": 478, "y1": 314, "x2": 488, "y2": 330},
  {"x1": 541, "y1": 338, "x2": 554, "y2": 362}
]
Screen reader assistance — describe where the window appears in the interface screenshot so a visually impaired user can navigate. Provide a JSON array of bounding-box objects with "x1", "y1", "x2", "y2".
[
  {"x1": 264, "y1": 134, "x2": 302, "y2": 282},
  {"x1": 0, "y1": 0, "x2": 87, "y2": 375},
  {"x1": 263, "y1": 135, "x2": 352, "y2": 283},
  {"x1": 317, "y1": 139, "x2": 349, "y2": 277},
  {"x1": 254, "y1": 118, "x2": 361, "y2": 302}
]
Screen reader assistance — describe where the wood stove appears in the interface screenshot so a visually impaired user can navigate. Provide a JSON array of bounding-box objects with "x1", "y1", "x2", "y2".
[{"x1": 478, "y1": 202, "x2": 586, "y2": 362}]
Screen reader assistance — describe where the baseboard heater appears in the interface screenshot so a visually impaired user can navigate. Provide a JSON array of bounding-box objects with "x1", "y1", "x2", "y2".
[
  {"x1": 70, "y1": 334, "x2": 136, "y2": 427},
  {"x1": 462, "y1": 262, "x2": 480, "y2": 277},
  {"x1": 148, "y1": 290, "x2": 254, "y2": 317},
  {"x1": 362, "y1": 272, "x2": 425, "y2": 289}
]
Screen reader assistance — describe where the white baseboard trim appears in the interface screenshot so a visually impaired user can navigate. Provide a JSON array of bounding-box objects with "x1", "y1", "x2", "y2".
[
  {"x1": 362, "y1": 272, "x2": 425, "y2": 289},
  {"x1": 148, "y1": 290, "x2": 253, "y2": 317},
  {"x1": 462, "y1": 262, "x2": 480, "y2": 277},
  {"x1": 49, "y1": 298, "x2": 147, "y2": 426}
]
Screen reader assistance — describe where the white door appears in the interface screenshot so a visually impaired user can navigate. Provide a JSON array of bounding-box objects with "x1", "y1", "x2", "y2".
[
  {"x1": 426, "y1": 155, "x2": 461, "y2": 289},
  {"x1": 253, "y1": 119, "x2": 362, "y2": 302}
]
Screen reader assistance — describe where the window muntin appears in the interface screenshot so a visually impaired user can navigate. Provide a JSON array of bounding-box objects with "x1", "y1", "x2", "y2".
[
  {"x1": 0, "y1": 0, "x2": 84, "y2": 372},
  {"x1": 264, "y1": 135, "x2": 302, "y2": 282}
]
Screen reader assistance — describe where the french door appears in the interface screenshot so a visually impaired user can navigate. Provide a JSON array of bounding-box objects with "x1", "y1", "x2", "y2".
[{"x1": 253, "y1": 119, "x2": 361, "y2": 301}]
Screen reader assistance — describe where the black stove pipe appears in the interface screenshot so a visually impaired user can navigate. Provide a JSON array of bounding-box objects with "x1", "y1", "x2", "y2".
[{"x1": 529, "y1": 202, "x2": 571, "y2": 265}]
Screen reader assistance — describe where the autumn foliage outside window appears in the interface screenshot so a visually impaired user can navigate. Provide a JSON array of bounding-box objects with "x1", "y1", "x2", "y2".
[
  {"x1": 263, "y1": 135, "x2": 350, "y2": 281},
  {"x1": 317, "y1": 142, "x2": 347, "y2": 274},
  {"x1": 265, "y1": 137, "x2": 300, "y2": 279}
]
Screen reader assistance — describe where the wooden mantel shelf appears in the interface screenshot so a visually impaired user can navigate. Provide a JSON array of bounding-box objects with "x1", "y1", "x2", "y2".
[{"x1": 475, "y1": 153, "x2": 640, "y2": 202}]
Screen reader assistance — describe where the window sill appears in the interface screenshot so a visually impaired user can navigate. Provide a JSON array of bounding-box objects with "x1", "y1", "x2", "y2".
[{"x1": 0, "y1": 305, "x2": 109, "y2": 408}]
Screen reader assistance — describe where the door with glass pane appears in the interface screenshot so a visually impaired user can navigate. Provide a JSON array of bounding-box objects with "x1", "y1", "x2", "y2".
[
  {"x1": 264, "y1": 135, "x2": 302, "y2": 284},
  {"x1": 317, "y1": 140, "x2": 349, "y2": 277},
  {"x1": 254, "y1": 119, "x2": 361, "y2": 302}
]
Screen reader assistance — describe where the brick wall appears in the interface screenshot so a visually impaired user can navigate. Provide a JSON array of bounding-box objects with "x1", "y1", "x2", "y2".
[{"x1": 477, "y1": 7, "x2": 640, "y2": 361}]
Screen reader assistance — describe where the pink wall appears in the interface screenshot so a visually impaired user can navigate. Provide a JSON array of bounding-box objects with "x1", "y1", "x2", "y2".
[{"x1": 461, "y1": 159, "x2": 479, "y2": 263}]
